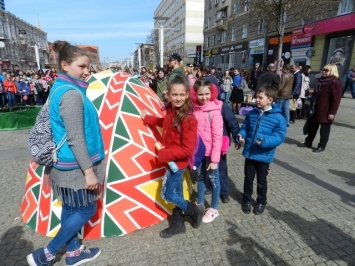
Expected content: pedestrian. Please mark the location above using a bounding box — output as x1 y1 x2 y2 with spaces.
343 66 355 98
27 40 106 266
141 75 205 238
238 85 286 215
192 79 223 223
3 73 17 107
229 68 243 114
155 68 168 103
298 64 342 153
167 53 186 82
290 63 302 123
276 64 294 127
298 65 311 119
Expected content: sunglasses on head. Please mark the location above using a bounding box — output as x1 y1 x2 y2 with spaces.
322 69 330 72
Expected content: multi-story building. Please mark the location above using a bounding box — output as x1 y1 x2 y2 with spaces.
77 45 101 71
203 0 355 85
0 0 5 11
0 10 49 71
133 43 156 70
154 0 204 66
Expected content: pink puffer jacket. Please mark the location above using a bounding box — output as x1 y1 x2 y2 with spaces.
192 84 223 163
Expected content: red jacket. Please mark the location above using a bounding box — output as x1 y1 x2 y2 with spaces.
143 104 197 170
3 79 17 93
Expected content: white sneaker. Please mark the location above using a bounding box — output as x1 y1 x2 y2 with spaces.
202 208 219 223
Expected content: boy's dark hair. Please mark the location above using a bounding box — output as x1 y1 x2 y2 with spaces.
255 84 278 102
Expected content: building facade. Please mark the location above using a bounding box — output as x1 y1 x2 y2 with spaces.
0 10 49 71
133 43 156 70
154 0 204 66
203 0 355 84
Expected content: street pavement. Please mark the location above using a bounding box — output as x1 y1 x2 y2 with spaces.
0 93 354 266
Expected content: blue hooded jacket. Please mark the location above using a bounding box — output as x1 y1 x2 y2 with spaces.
238 103 286 163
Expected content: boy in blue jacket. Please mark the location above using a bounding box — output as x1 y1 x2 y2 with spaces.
238 85 286 215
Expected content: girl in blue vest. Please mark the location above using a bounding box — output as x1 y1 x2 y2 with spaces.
27 41 106 266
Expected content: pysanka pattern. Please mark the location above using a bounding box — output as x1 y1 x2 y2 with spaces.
21 70 193 239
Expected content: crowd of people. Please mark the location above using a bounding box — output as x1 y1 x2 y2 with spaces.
0 66 58 109
18 46 346 265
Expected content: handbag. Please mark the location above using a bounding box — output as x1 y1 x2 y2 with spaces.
290 98 297 111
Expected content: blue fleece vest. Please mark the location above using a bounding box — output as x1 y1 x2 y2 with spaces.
49 73 105 170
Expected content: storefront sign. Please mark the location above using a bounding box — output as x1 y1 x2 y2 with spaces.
220 42 248 53
249 38 265 49
303 13 355 36
195 45 202 65
211 48 220 55
291 29 312 48
251 47 264 55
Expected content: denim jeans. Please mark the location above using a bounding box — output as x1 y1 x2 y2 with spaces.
350 82 355 98
161 169 188 212
7 91 15 107
198 156 220 209
219 154 229 196
46 189 97 254
275 98 290 125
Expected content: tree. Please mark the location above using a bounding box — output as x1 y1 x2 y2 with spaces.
241 0 342 73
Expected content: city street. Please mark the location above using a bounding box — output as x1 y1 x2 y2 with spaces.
0 93 354 266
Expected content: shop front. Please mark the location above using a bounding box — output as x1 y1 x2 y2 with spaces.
303 12 355 81
266 34 292 69
219 42 248 70
249 38 265 69
291 28 314 67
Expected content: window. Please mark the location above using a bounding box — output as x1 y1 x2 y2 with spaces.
221 31 227 44
244 0 250 12
211 35 215 46
257 20 264 35
231 28 236 41
242 24 248 39
229 53 235 69
233 0 239 15
205 37 209 48
205 57 210 66
208 17 211 28
209 0 212 8
215 10 227 21
338 0 355 14
215 0 219 5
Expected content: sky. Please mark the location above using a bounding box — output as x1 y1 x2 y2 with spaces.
5 0 161 64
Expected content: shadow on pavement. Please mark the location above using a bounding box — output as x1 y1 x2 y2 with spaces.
274 158 355 209
268 206 355 265
0 226 33 264
332 121 355 130
328 169 355 186
224 221 291 265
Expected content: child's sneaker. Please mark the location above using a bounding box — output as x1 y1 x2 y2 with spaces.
202 208 219 223
27 247 55 266
66 245 101 266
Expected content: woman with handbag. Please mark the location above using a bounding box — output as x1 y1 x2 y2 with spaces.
229 68 243 114
298 64 342 153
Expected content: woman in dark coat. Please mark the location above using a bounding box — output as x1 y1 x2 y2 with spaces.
298 64 342 152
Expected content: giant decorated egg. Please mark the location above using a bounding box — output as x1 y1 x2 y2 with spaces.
20 71 193 239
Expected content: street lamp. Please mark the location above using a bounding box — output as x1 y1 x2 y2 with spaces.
153 16 169 67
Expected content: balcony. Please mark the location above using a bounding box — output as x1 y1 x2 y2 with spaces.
216 18 228 31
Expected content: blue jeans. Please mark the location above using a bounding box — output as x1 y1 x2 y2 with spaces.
161 169 188 212
219 154 229 196
197 157 220 209
7 91 15 107
350 82 355 98
276 98 290 125
46 189 97 254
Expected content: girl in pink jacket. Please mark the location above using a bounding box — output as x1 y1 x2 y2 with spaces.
192 79 223 223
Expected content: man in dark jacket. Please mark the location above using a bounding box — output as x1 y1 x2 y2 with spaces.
290 63 302 123
256 63 280 90
167 53 186 82
250 63 262 90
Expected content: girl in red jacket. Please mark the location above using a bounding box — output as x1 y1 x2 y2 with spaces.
3 73 17 107
142 75 205 238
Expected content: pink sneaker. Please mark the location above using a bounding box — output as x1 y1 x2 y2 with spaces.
202 208 219 223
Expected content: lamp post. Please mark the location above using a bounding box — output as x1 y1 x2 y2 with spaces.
153 16 169 67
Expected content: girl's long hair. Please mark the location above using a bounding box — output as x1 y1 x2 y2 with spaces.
167 75 193 126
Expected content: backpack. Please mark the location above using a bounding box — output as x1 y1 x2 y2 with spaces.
35 82 43 93
177 116 206 171
28 85 82 166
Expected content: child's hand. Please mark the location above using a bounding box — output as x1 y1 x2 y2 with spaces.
207 162 218 170
141 109 147 119
238 134 245 144
235 143 241 150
